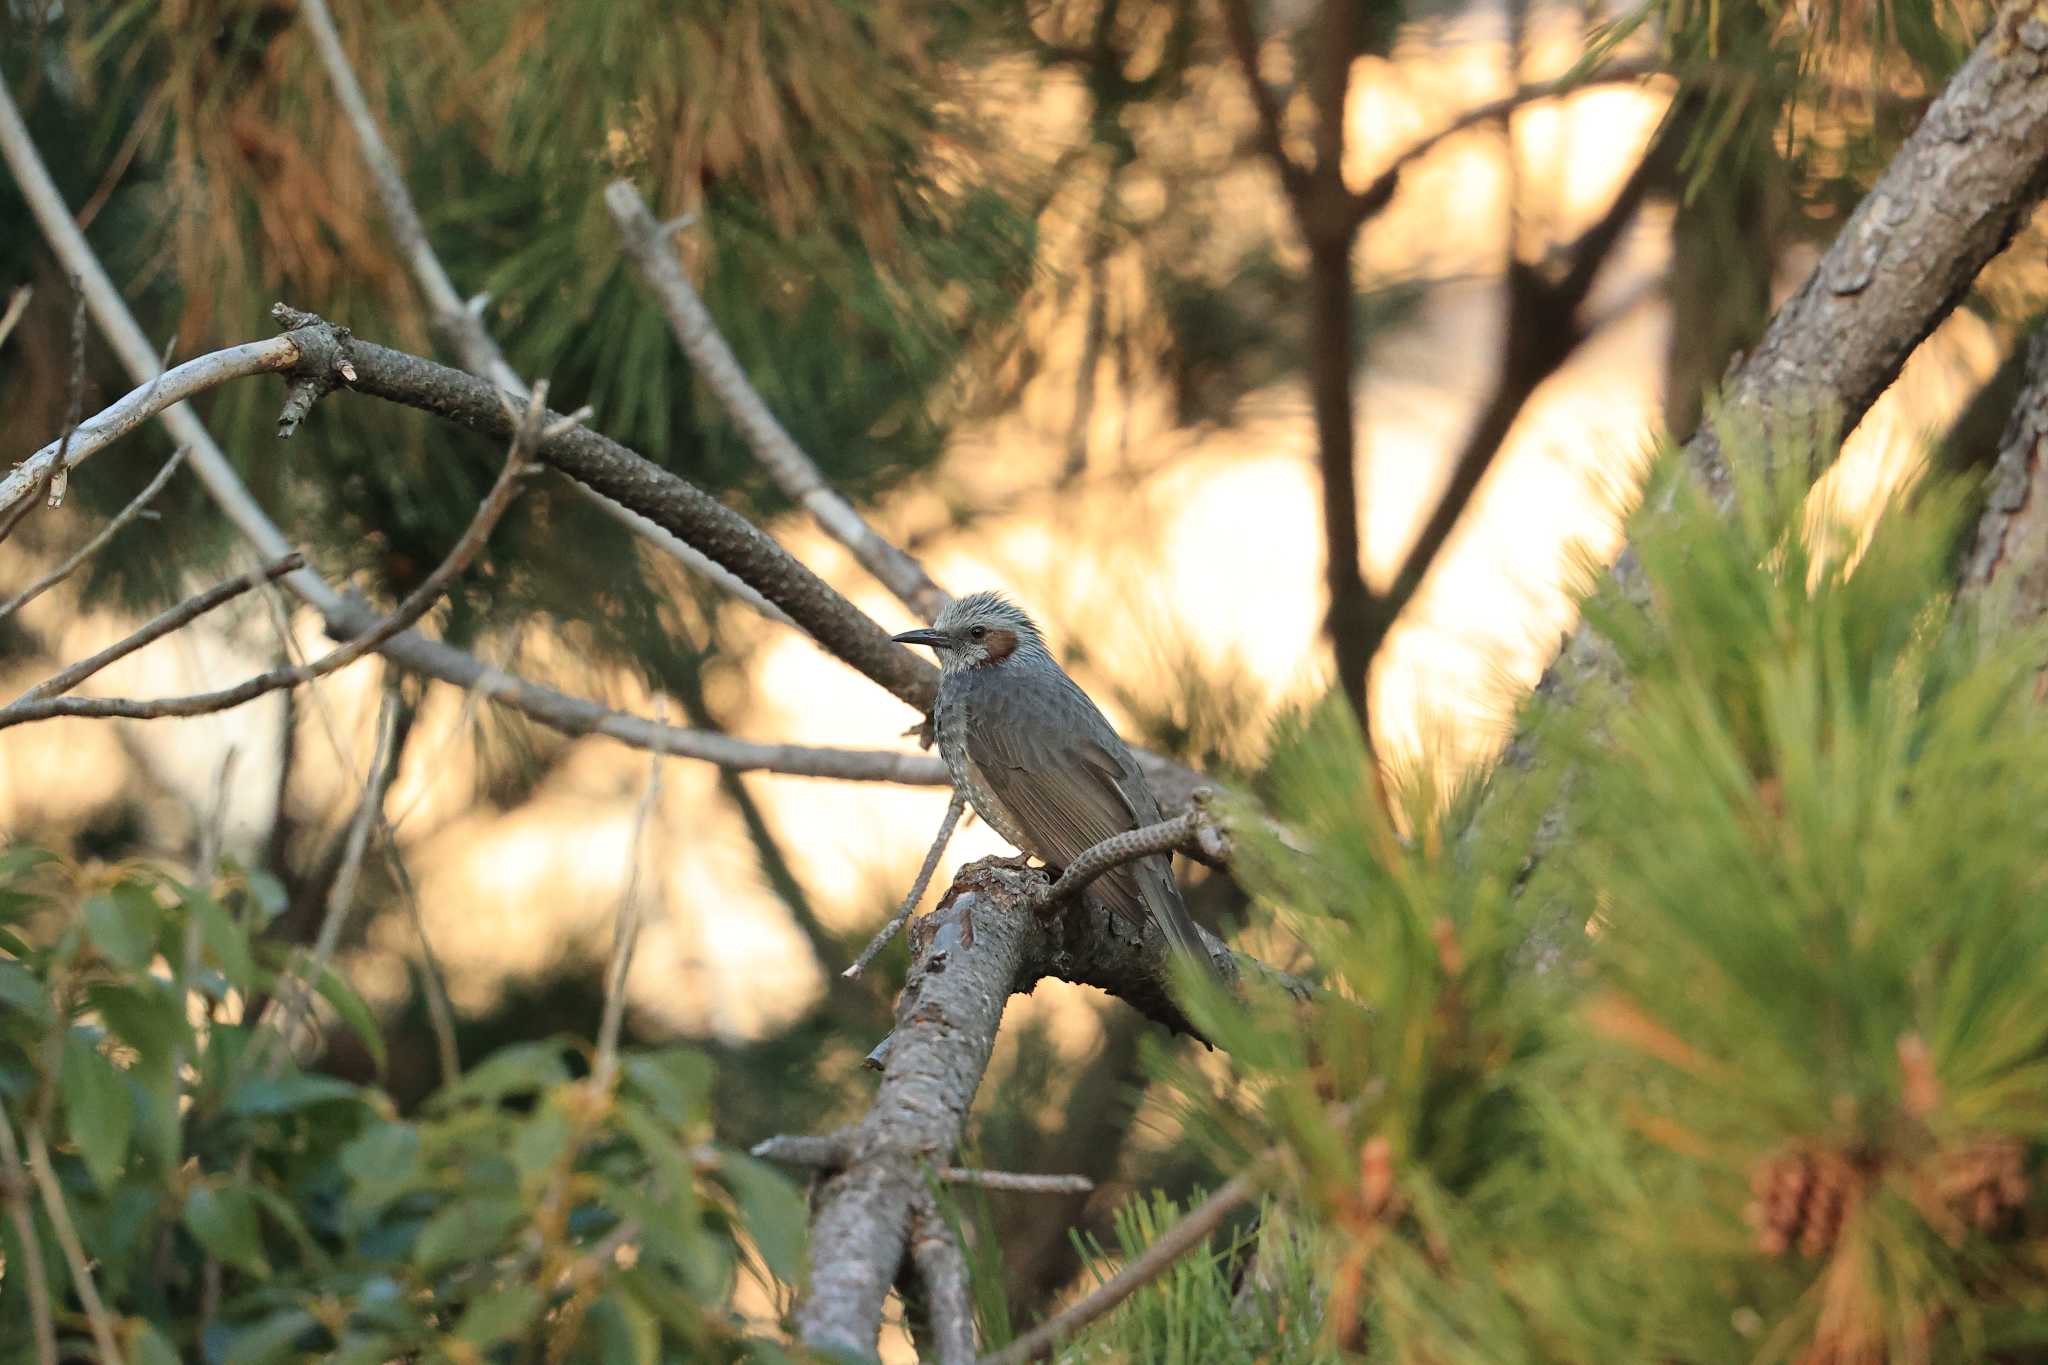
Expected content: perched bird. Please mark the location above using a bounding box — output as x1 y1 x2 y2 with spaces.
893 592 1222 980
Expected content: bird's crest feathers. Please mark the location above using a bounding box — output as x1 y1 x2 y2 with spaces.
934 591 1043 644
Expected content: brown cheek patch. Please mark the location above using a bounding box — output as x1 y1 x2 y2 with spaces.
984 628 1019 661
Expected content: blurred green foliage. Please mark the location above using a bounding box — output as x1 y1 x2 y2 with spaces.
0 850 807 1362
1167 425 2048 1360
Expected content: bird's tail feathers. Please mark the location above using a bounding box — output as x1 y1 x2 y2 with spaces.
1137 859 1226 983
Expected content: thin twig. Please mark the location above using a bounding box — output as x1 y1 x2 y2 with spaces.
0 1104 57 1365
940 1169 1096 1195
376 815 462 1086
0 283 31 351
0 408 535 730
0 284 83 544
295 0 789 623
23 1125 126 1365
749 1134 1095 1194
976 1170 1259 1365
6 552 306 706
260 690 401 1071
845 791 965 979
0 73 896 781
593 713 667 1094
909 1190 978 1365
1 447 189 624
605 179 951 622
1026 808 1217 916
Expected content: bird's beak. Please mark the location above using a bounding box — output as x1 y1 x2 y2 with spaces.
892 628 950 651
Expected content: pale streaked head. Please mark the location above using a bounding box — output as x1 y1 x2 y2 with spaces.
891 591 1046 672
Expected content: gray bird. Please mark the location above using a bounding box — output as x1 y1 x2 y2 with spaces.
893 592 1221 980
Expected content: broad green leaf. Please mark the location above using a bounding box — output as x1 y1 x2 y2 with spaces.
0 960 47 1020
510 1103 573 1181
183 1183 270 1277
241 868 289 923
124 1318 181 1365
716 1153 807 1284
587 1291 661 1365
60 1032 131 1190
0 846 55 885
83 886 158 970
224 1072 360 1117
313 966 386 1073
430 1040 568 1111
221 1307 316 1365
613 1099 696 1198
243 1182 332 1272
412 1193 524 1274
325 1335 401 1365
88 980 185 1067
339 1121 421 1218
622 1048 712 1126
454 1282 546 1346
190 892 255 993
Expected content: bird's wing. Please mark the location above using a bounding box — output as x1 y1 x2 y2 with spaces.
963 667 1222 978
962 669 1142 876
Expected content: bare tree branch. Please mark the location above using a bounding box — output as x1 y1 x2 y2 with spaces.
909 1190 979 1365
0 77 958 798
594 726 665 1094
257 688 400 1073
1499 7 2048 864
6 552 306 707
605 179 952 622
976 1170 1260 1365
845 791 966 979
0 1104 57 1365
0 402 536 730
22 1124 124 1365
0 282 84 546
788 845 1270 1357
1369 103 1671 649
1963 327 2048 619
0 283 30 352
0 447 187 624
293 0 790 623
0 337 302 518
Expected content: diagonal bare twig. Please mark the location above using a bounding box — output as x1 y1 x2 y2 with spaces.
975 1169 1261 1365
0 447 188 624
594 713 667 1094
0 283 30 352
845 791 966 979
0 1103 57 1365
259 688 401 1073
0 283 85 545
605 179 951 622
7 552 306 706
294 0 790 625
0 401 539 730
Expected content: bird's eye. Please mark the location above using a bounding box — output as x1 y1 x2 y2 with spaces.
969 625 987 640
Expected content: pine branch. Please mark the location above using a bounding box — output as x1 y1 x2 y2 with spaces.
295 0 792 625
1497 4 2048 863
605 179 952 622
